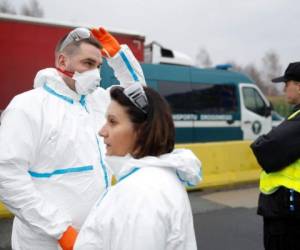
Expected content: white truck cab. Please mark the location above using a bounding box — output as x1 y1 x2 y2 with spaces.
239 83 272 140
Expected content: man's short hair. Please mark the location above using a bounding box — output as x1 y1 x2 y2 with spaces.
55 28 101 58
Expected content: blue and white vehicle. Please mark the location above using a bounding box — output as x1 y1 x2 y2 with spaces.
101 44 280 143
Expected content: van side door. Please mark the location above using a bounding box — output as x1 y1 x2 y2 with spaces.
239 83 272 140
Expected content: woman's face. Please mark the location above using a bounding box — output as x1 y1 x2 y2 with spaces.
99 100 137 156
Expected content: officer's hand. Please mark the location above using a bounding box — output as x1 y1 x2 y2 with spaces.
91 27 121 58
58 226 78 250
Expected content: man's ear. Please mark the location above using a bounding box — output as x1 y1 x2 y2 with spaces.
57 54 67 70
296 81 300 93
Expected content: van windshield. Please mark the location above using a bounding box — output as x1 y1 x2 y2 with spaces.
158 81 238 115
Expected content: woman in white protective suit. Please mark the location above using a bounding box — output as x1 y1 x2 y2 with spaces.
74 84 202 250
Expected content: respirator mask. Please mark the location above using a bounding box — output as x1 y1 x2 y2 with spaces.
73 68 101 95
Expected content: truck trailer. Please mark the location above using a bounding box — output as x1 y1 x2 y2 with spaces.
0 13 145 112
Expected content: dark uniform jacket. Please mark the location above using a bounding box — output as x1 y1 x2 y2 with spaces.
251 105 300 218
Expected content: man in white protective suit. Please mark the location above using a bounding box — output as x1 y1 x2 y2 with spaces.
0 27 146 250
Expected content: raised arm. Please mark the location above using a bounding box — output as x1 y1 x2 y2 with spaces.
92 27 146 87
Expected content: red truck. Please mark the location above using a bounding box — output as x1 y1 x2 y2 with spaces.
0 13 145 112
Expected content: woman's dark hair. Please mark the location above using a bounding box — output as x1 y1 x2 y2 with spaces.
110 86 175 158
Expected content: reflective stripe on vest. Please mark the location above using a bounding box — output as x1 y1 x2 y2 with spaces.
260 109 300 194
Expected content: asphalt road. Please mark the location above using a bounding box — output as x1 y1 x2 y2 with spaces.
0 185 263 250
0 219 12 250
190 185 263 250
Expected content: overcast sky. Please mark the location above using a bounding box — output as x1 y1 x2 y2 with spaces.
10 0 300 70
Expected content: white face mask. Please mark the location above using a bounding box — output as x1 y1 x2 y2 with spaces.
73 68 101 95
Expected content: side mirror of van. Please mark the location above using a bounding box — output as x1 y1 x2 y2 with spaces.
264 105 272 117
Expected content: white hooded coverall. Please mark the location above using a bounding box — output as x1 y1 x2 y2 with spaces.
74 149 202 250
0 45 145 250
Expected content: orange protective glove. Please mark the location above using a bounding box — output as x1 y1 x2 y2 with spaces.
91 27 121 58
58 226 78 250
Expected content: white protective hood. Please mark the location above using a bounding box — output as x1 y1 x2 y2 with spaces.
106 148 202 187
33 67 62 89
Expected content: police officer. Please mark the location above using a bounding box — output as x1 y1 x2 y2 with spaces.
251 62 300 250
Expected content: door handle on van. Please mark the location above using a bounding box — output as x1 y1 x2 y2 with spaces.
244 120 251 124
226 119 234 125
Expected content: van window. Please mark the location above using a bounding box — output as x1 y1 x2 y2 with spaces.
191 84 237 113
158 81 237 114
158 81 192 113
242 87 266 116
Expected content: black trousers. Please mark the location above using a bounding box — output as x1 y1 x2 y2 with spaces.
263 217 300 250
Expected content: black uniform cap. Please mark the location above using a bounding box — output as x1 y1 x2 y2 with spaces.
272 62 300 83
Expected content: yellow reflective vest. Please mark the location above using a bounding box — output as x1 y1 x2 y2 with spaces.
260 109 300 194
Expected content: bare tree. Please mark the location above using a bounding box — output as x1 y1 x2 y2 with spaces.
0 0 16 14
195 48 212 68
21 0 44 17
230 51 282 96
261 50 282 96
225 61 270 95
224 60 242 71
243 64 269 94
193 47 283 96
262 50 282 79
